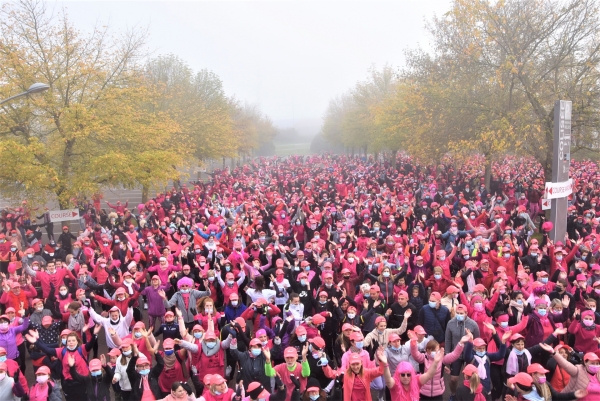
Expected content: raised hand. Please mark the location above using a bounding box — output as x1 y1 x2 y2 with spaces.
562 295 570 308
553 327 568 336
301 343 309 359
575 389 589 399
501 330 512 343
404 309 412 318
433 348 444 363
538 343 554 353
100 354 106 366
263 347 271 361
93 323 102 335
158 289 166 299
376 347 387 364
483 321 496 334
407 330 417 341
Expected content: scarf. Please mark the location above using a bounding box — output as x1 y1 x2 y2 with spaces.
69 311 86 332
582 321 597 331
506 348 531 375
123 280 135 295
463 380 486 401
509 300 524 321
473 355 488 380
163 352 177 370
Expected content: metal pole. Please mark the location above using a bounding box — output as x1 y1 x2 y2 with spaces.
549 100 572 241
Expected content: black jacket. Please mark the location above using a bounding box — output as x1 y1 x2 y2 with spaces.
70 364 114 401
127 353 164 401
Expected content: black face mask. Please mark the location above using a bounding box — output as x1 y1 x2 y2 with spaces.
556 287 564 292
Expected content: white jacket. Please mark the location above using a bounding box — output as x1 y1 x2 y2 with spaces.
88 307 134 349
113 354 133 391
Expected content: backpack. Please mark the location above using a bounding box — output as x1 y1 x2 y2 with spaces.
61 346 85 361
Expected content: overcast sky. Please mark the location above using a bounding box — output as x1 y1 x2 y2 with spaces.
57 0 452 135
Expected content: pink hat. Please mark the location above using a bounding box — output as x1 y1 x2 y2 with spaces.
163 338 175 349
255 329 267 337
295 326 307 336
414 325 427 335
577 274 588 281
89 359 102 371
430 292 441 301
284 347 297 358
312 314 326 325
350 332 364 342
534 299 548 306
349 354 362 365
42 316 53 325
473 338 486 347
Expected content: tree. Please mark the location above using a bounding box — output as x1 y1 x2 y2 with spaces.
0 0 189 207
406 0 600 180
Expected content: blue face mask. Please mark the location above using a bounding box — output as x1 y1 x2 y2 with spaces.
298 335 307 342
164 350 174 356
206 342 216 349
364 293 370 298
517 300 523 305
139 369 150 375
476 351 486 357
355 341 364 349
537 309 547 316
514 349 524 356
434 274 441 280
251 348 262 356
0 356 6 363
540 278 548 284
428 301 437 308
305 266 310 271
194 332 203 339
91 370 102 377
134 332 142 339
391 346 400 351
62 339 67 345
310 395 319 401
456 314 465 322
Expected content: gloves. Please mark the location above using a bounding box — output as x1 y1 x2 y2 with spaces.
289 374 300 390
128 298 136 307
190 308 197 316
227 327 237 338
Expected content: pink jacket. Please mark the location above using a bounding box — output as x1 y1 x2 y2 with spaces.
410 340 464 397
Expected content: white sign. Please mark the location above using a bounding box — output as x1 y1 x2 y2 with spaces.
544 179 573 200
541 198 551 210
48 209 80 222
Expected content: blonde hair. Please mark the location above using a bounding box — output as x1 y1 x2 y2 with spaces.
468 373 480 394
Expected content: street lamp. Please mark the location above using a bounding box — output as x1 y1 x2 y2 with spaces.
0 82 50 105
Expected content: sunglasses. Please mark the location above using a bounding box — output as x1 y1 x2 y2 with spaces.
400 373 411 377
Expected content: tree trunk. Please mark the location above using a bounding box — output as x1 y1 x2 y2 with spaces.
484 157 492 189
390 149 398 169
142 185 149 203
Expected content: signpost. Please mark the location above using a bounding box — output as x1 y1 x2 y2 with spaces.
541 199 551 211
549 100 571 241
544 179 573 200
48 209 80 223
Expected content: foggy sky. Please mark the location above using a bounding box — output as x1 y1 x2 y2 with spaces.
57 0 452 135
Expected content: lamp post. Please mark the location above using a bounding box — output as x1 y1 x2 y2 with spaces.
0 82 50 105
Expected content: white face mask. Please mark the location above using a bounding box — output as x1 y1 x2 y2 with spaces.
60 291 68 296
36 375 49 384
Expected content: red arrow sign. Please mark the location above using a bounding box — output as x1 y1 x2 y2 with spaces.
549 187 553 195
71 211 77 217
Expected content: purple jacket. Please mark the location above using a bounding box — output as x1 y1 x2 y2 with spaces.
141 284 170 316
0 317 29 359
525 308 568 348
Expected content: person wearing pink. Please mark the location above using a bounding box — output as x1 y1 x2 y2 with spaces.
23 259 77 298
569 309 600 353
341 350 386 401
216 269 246 304
147 257 181 284
409 329 469 398
203 374 235 401
541 346 600 401
157 338 188 396
265 346 310 401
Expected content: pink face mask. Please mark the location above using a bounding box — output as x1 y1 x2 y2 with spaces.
537 376 547 384
474 303 484 311
588 364 600 374
583 319 595 327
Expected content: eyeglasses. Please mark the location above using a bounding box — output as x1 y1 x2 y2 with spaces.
400 373 412 377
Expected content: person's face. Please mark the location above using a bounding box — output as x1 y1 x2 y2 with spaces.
513 340 525 351
172 387 187 398
350 361 362 374
67 336 78 348
205 301 214 310
137 362 150 372
47 264 56 273
390 339 401 348
319 295 328 303
179 284 190 292
68 308 79 317
377 322 387 331
398 295 408 306
110 311 120 321
291 297 300 306
412 288 419 297
121 345 132 353
398 371 412 386
474 345 486 353
152 278 160 288
285 356 297 366
558 348 568 359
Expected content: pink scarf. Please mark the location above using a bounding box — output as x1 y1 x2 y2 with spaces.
463 381 486 401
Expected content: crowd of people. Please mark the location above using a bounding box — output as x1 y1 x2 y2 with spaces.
0 153 598 401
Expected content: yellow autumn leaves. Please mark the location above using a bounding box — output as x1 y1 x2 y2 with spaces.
0 1 276 207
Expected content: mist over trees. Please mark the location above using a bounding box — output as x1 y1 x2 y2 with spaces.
318 0 600 185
